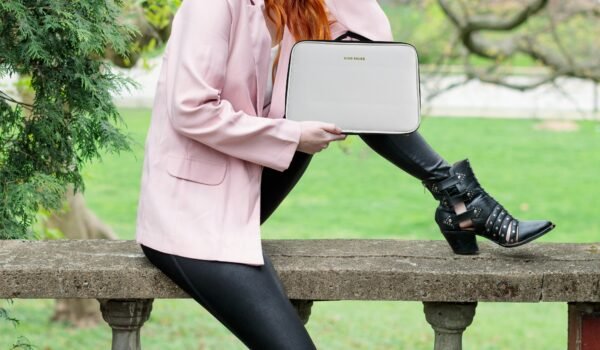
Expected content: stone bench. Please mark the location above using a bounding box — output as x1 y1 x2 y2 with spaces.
1 239 599 349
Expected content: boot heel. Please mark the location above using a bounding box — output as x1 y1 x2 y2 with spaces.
442 231 479 255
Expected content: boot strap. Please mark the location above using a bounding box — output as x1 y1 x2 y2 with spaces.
443 207 483 228
429 172 470 200
443 205 519 244
443 189 483 207
483 204 519 243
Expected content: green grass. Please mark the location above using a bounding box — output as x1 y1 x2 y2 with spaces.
1 108 599 349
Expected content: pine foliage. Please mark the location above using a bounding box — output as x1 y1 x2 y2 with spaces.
0 0 140 239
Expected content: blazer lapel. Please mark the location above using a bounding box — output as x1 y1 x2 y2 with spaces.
245 0 268 116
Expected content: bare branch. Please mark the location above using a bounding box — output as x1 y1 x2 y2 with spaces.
547 9 576 68
0 90 34 110
438 0 548 31
465 0 548 32
437 0 600 87
425 76 473 101
549 79 590 119
439 0 549 59
465 66 557 91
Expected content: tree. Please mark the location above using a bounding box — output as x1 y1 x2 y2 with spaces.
436 0 600 90
0 0 138 239
1 0 139 344
106 0 177 68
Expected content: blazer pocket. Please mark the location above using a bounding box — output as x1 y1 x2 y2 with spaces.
165 154 227 185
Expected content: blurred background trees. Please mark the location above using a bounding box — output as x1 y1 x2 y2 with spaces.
383 0 600 90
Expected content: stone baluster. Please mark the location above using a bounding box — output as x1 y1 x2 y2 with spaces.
98 298 154 350
423 302 477 350
290 299 314 325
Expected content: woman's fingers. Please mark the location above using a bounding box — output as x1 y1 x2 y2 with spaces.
318 122 343 135
324 132 347 142
297 121 347 154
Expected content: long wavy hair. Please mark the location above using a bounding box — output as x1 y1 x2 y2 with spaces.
264 0 336 83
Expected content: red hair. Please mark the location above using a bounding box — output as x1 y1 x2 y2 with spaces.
264 0 336 83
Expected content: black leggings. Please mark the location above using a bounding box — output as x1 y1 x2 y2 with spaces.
140 130 452 349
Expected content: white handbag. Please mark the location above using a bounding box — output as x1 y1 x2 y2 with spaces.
284 31 421 134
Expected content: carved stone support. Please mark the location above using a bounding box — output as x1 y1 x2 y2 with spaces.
423 302 477 350
290 299 314 325
98 298 154 350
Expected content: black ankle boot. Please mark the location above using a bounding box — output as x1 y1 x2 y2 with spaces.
422 159 556 254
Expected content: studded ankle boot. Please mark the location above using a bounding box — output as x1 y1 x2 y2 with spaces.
422 159 556 254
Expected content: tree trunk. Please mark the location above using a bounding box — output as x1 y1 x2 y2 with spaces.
45 184 119 328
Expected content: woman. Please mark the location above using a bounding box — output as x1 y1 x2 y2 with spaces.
135 0 555 348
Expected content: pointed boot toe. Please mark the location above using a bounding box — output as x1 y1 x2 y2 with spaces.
507 220 556 247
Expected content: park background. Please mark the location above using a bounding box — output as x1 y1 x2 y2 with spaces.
1 0 599 349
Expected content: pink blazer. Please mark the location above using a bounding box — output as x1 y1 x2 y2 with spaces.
135 0 393 266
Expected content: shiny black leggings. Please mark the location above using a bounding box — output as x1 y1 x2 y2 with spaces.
140 131 452 349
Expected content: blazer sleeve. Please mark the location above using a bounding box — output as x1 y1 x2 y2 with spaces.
166 0 302 172
328 0 394 41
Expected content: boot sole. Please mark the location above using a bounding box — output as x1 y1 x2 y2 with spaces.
442 222 556 254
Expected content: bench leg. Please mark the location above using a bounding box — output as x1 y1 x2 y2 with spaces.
568 302 600 350
98 298 154 350
290 299 313 325
423 302 477 350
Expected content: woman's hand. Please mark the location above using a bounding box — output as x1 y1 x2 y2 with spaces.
297 121 347 154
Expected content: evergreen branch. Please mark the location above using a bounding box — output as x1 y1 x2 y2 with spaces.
0 0 137 238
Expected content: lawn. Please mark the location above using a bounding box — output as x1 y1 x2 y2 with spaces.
1 108 599 349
